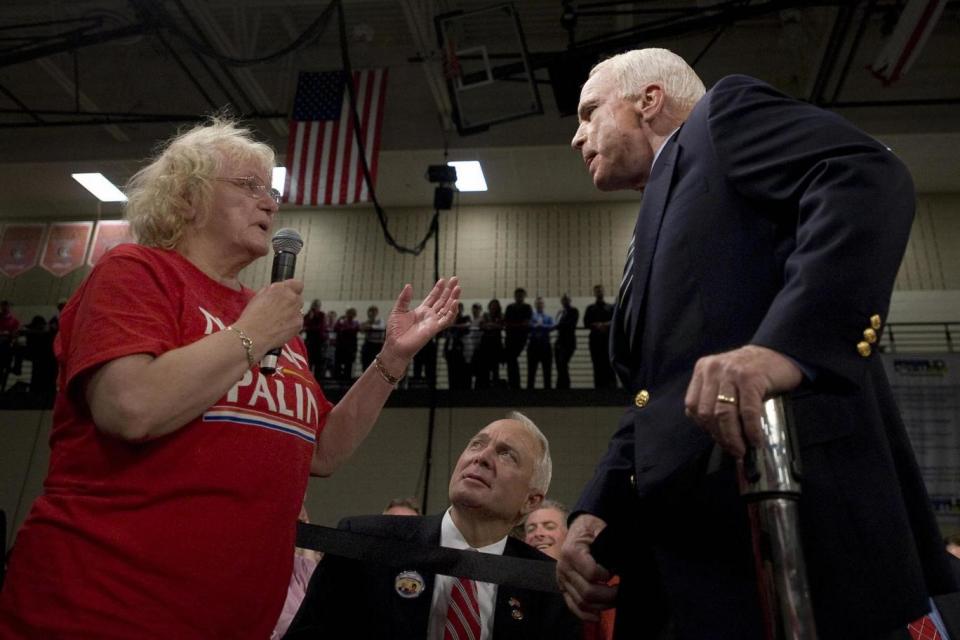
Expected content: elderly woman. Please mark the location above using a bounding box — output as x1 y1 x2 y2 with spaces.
0 118 460 638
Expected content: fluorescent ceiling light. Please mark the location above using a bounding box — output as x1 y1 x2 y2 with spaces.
447 161 487 192
272 166 286 194
71 173 127 202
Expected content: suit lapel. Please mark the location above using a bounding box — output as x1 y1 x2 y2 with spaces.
494 588 521 640
492 538 535 640
391 516 442 637
626 136 680 353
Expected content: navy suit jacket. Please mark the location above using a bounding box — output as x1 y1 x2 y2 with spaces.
283 514 580 640
575 75 957 639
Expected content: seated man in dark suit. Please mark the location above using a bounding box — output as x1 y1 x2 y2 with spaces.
285 411 580 639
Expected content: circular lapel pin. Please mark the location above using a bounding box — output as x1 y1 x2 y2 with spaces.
509 596 523 620
395 570 425 599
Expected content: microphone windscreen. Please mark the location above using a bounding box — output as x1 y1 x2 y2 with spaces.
272 228 303 255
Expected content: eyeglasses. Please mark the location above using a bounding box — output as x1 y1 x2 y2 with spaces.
216 176 282 205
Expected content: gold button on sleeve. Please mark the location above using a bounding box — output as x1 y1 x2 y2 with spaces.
857 341 872 357
870 315 882 330
634 389 650 408
863 328 877 344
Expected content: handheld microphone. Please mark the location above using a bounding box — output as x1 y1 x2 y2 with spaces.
260 228 304 375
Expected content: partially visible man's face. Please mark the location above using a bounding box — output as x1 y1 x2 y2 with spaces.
535 297 545 313
448 419 543 523
524 507 568 559
594 285 604 300
572 66 654 192
384 505 419 517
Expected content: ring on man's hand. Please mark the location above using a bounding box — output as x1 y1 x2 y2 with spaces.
716 394 737 405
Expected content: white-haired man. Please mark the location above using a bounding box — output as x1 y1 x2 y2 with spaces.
559 47 957 640
286 412 580 639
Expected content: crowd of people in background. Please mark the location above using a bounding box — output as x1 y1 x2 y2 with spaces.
0 285 618 398
300 285 619 390
0 284 617 402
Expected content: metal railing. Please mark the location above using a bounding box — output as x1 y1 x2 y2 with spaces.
2 323 957 404
880 322 959 354
316 322 960 391
318 328 609 391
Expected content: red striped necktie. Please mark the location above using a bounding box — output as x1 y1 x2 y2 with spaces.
908 615 943 640
444 576 482 640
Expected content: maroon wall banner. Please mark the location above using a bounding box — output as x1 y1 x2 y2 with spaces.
0 223 47 278
40 222 93 277
87 220 134 267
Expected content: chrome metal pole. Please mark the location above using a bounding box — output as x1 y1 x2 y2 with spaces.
738 396 818 640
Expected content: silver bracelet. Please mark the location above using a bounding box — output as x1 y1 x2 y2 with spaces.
225 326 255 368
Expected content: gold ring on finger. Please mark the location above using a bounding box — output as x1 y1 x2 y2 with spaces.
716 394 737 405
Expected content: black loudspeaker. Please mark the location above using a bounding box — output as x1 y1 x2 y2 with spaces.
427 164 457 184
434 186 455 210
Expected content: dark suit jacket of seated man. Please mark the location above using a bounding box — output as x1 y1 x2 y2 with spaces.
284 412 580 640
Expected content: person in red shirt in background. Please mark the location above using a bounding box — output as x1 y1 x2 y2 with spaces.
0 300 20 337
0 116 461 640
302 299 327 379
0 300 21 390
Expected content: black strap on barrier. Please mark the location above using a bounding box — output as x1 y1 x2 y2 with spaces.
296 522 560 593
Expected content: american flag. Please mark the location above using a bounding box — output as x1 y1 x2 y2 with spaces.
285 69 388 206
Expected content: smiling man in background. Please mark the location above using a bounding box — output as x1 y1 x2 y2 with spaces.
524 500 569 560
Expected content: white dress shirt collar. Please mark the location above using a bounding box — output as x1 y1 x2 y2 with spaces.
651 125 682 173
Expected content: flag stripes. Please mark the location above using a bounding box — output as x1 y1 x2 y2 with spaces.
286 69 388 206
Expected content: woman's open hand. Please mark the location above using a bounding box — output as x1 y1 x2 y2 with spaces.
378 277 461 369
